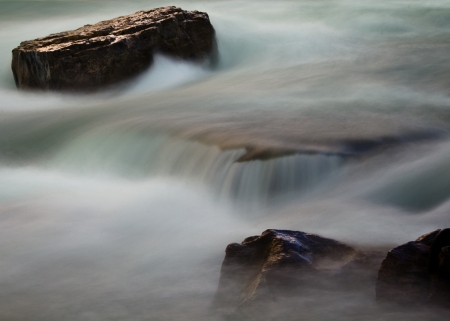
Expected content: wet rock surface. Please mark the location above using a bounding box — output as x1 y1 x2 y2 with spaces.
11 6 215 91
376 228 450 308
212 229 383 318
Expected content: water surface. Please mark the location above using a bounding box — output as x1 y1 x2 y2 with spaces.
1 0 450 320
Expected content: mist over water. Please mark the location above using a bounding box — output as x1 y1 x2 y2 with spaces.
1 0 450 320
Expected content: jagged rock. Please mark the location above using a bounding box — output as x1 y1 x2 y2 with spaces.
376 228 450 308
11 6 215 91
212 229 381 318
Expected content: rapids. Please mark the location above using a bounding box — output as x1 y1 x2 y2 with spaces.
1 0 450 320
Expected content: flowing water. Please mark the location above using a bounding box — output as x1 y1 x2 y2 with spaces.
1 0 450 320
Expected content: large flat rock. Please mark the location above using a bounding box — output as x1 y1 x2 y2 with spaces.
11 6 215 91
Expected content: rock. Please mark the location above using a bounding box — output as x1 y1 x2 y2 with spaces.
376 228 450 308
11 6 215 91
430 246 450 306
212 229 381 318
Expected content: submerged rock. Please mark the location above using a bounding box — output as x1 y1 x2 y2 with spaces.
212 229 381 318
11 6 215 91
376 228 450 308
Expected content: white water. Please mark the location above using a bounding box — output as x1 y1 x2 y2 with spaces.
1 0 450 320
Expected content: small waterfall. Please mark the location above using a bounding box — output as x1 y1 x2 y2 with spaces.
50 127 345 206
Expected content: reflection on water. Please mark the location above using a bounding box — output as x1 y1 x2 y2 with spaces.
1 0 450 320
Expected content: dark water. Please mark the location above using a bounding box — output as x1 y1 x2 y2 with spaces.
1 0 450 320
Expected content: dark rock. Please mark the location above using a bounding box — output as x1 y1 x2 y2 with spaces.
235 146 297 162
376 240 431 305
376 228 450 308
212 229 381 318
11 6 215 91
430 246 450 306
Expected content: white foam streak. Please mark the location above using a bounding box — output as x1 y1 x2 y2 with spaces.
49 131 344 206
0 166 253 319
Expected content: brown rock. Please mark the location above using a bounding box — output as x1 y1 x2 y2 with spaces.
212 229 380 317
11 6 216 91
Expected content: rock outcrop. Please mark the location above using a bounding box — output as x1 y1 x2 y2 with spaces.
212 229 382 318
376 228 450 308
11 6 215 91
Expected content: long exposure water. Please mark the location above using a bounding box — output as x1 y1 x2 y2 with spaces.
1 0 450 320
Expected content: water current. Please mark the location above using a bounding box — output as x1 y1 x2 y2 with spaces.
1 0 450 320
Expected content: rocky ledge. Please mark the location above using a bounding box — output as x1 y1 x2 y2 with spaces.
11 6 215 91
